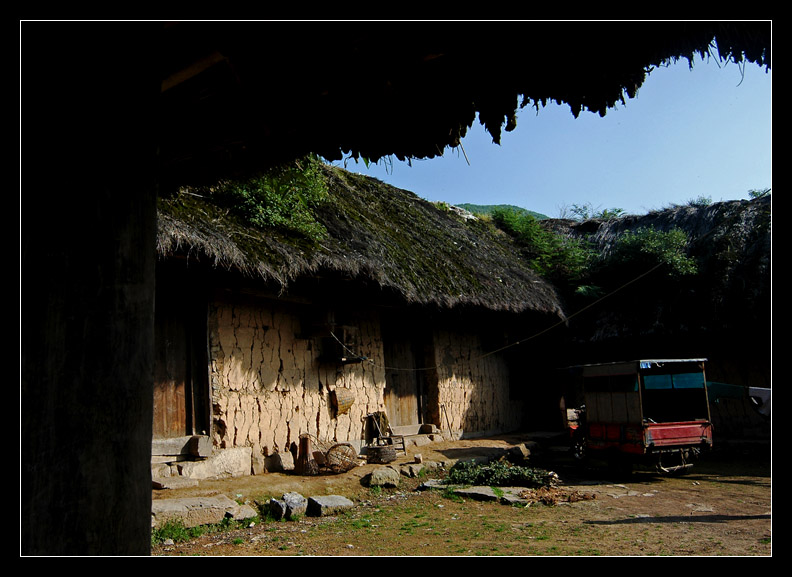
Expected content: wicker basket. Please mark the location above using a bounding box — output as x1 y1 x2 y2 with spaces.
366 445 397 464
326 443 358 472
331 388 355 415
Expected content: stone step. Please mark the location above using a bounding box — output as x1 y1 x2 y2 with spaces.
390 425 421 436
390 424 440 436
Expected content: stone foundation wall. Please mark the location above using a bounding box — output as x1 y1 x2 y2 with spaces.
208 296 388 460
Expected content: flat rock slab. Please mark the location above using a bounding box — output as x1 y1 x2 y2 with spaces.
306 495 355 517
151 494 257 529
418 480 533 505
152 476 200 490
453 486 501 502
177 447 252 479
452 486 530 505
417 478 449 491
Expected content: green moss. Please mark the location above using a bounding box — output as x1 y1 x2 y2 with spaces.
158 159 563 314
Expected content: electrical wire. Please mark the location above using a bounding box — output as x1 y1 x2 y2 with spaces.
331 261 664 372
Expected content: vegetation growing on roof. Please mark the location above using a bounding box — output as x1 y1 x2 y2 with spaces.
748 187 771 200
559 202 626 221
489 203 699 307
157 158 565 316
490 207 595 286
456 203 548 220
607 227 698 278
315 166 564 313
197 155 330 243
539 194 770 355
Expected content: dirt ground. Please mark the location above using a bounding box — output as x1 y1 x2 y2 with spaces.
151 433 772 557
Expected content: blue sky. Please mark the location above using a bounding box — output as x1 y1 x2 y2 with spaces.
331 55 772 218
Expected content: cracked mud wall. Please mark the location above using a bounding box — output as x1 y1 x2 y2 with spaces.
208 295 387 459
432 328 523 438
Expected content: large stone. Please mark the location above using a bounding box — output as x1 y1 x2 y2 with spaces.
399 463 424 478
268 498 288 520
422 460 445 472
269 492 308 521
151 494 257 529
251 453 268 475
151 462 173 478
453 486 502 502
151 435 212 458
365 466 401 487
417 478 447 491
283 492 308 518
399 458 445 477
177 447 252 480
231 502 259 521
507 444 533 463
306 495 355 517
266 451 295 472
405 434 433 447
151 476 199 490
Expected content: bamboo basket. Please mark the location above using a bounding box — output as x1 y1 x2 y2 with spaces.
331 387 355 415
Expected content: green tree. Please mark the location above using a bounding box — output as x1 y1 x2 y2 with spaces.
562 202 625 221
686 195 712 207
608 226 697 277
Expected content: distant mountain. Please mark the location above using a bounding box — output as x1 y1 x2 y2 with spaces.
455 203 549 220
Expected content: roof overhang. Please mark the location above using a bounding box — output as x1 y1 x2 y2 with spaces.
154 21 771 190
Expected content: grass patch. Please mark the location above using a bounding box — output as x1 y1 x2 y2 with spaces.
151 519 207 545
152 510 262 546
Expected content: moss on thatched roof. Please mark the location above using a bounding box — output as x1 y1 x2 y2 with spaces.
157 162 564 316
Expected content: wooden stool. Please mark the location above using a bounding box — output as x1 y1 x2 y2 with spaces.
385 434 406 455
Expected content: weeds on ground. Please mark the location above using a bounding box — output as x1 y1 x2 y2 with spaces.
151 519 207 545
446 460 557 488
151 508 263 545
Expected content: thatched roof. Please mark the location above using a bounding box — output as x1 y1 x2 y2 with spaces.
544 196 771 262
540 196 771 354
158 21 771 189
157 163 565 316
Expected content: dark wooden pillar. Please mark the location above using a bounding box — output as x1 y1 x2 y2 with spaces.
21 23 162 555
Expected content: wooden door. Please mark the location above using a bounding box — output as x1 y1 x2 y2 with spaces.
152 268 209 439
153 303 189 438
383 337 421 428
382 319 432 428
